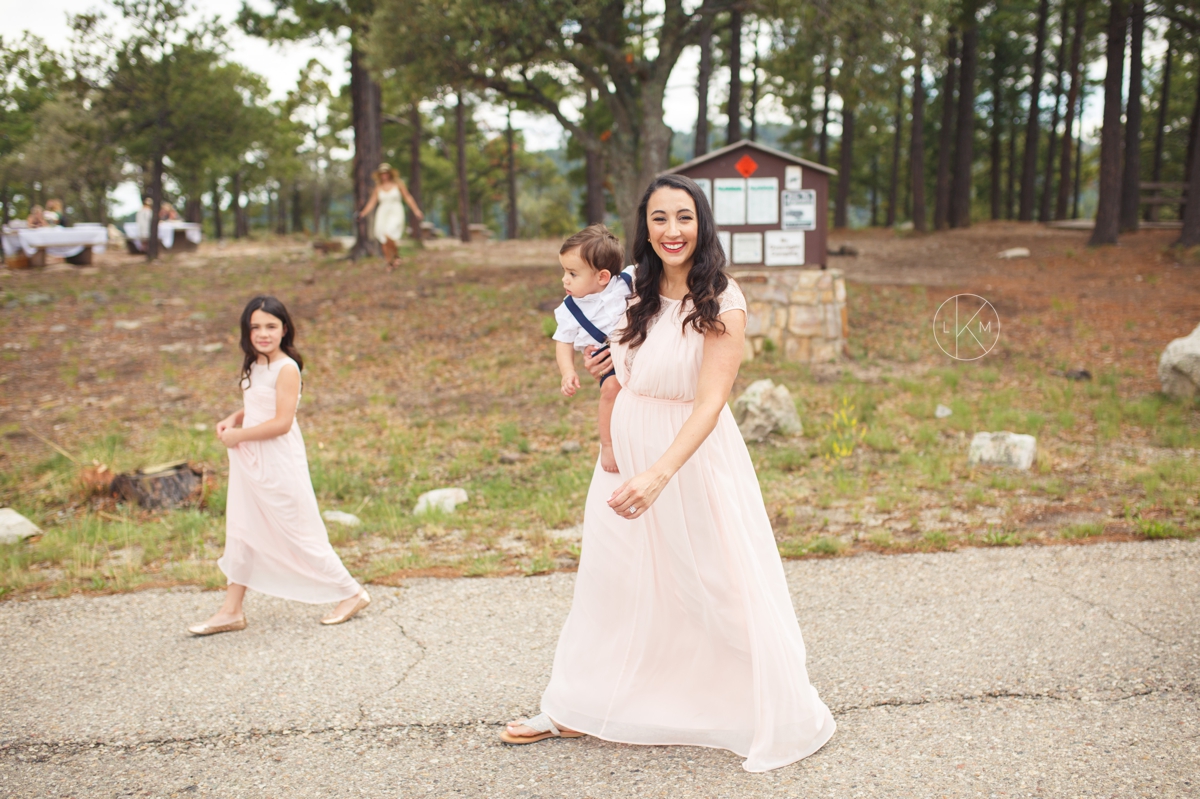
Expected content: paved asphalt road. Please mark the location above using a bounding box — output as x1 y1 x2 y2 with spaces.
1 540 1197 798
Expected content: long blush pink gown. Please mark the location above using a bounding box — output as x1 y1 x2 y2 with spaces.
540 283 836 772
218 358 362 604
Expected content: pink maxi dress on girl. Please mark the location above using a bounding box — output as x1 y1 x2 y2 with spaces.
218 358 362 603
540 282 836 773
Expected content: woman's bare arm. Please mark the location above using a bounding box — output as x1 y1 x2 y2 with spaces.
399 180 424 220
607 309 745 518
358 187 380 217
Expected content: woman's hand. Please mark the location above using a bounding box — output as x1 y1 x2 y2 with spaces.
582 346 613 381
607 467 670 520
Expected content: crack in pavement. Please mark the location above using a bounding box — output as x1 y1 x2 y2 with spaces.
4 685 1192 760
356 591 428 723
1026 572 1175 647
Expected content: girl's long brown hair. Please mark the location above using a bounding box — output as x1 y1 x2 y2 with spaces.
239 295 304 389
616 174 729 350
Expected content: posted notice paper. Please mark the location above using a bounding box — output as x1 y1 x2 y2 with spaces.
746 177 780 225
764 230 806 266
714 178 747 226
693 178 713 212
732 232 763 264
782 189 817 230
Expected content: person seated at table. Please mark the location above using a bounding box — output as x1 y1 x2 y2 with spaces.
44 199 67 226
159 202 180 221
136 197 153 241
26 205 46 229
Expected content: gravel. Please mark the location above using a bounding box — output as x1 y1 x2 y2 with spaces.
1 540 1196 797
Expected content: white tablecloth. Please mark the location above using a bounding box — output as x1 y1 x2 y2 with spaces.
2 226 109 259
123 222 202 252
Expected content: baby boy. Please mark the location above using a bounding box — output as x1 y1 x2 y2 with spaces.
552 225 634 473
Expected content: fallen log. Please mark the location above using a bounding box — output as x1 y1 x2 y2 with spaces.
111 461 204 510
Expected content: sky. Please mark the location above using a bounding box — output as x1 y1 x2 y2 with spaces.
13 1 1149 216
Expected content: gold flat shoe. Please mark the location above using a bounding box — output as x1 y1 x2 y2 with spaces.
321 590 371 625
188 617 247 636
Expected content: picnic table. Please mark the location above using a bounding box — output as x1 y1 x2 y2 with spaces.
2 224 109 268
123 221 202 254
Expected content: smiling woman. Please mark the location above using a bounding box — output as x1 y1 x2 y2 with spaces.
501 175 836 772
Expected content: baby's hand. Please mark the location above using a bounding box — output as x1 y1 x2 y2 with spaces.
561 372 581 397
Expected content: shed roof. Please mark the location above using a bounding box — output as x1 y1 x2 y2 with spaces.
661 139 839 177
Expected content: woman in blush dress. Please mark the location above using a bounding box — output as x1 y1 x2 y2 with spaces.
500 175 836 772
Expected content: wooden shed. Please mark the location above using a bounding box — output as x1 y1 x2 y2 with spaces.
663 139 836 268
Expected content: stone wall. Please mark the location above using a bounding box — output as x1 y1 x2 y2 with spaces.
730 267 847 363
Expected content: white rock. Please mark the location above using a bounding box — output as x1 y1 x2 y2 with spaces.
0 508 41 544
732 379 803 443
414 487 469 515
935 404 953 418
1158 323 1200 398
968 432 1037 470
321 510 361 527
997 247 1031 259
201 343 223 353
560 440 581 453
114 320 142 330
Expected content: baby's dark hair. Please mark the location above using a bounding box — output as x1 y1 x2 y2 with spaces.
239 295 304 388
560 224 623 277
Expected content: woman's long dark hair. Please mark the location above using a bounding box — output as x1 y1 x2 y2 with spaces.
617 174 729 350
239 295 304 388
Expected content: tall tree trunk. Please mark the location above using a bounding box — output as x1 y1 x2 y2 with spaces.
1019 0 1051 221
1177 71 1200 245
911 39 928 232
1039 0 1070 221
748 26 761 142
1073 88 1084 218
232 172 243 240
835 106 855 228
1057 0 1087 220
1 183 9 225
950 21 978 228
695 16 713 157
147 153 164 261
887 79 904 226
312 165 322 236
871 153 880 226
349 46 382 259
291 182 302 233
819 56 833 165
1090 0 1129 246
1148 32 1173 222
935 28 959 230
726 8 743 144
212 178 223 240
409 104 423 241
991 58 1004 220
584 91 606 224
506 107 519 239
1007 108 1018 217
456 92 470 243
1120 0 1145 231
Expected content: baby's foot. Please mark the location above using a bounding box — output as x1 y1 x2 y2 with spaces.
600 443 619 473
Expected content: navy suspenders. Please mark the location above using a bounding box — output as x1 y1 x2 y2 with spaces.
561 270 632 386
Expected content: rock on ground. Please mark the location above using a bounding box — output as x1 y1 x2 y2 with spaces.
996 247 1031 259
1158 323 1200 398
321 510 361 527
968 431 1037 470
732 379 803 442
0 508 40 544
414 487 469 515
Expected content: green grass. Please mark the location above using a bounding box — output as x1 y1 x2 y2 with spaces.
1062 521 1106 540
1137 519 1192 540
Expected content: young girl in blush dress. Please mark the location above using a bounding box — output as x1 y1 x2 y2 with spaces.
187 296 369 635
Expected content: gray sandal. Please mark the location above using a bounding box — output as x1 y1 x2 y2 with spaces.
499 713 584 745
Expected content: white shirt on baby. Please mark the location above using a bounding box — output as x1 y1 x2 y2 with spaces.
552 266 636 352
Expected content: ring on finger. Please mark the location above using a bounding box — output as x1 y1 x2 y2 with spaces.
628 506 637 514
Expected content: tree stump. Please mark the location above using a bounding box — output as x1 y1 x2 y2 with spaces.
111 461 204 509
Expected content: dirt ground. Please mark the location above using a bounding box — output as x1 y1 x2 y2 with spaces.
0 222 1197 598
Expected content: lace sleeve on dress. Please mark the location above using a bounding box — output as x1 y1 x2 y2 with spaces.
718 280 747 315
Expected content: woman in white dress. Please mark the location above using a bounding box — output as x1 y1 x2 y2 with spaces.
357 163 424 269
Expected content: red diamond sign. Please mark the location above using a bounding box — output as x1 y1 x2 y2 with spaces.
735 154 759 178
